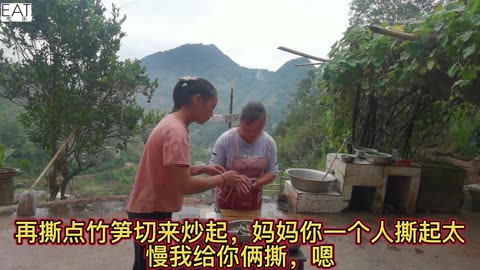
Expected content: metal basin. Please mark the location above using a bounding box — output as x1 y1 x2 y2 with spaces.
285 168 336 193
229 220 300 252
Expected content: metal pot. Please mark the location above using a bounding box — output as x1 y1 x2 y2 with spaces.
354 147 378 159
285 168 336 193
365 152 392 165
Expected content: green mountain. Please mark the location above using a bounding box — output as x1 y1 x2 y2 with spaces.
1 44 313 164
138 43 313 123
137 43 313 151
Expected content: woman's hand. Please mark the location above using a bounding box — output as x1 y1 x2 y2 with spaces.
248 178 259 190
234 175 255 196
221 170 249 193
202 164 226 176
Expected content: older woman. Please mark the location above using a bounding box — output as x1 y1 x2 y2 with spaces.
210 101 279 210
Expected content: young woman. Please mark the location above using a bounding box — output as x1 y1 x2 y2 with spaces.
211 101 279 210
125 77 248 270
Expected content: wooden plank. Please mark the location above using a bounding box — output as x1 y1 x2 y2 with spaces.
219 209 261 221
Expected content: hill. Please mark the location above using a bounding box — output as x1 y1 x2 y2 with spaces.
138 43 312 122
0 43 313 164
137 43 313 150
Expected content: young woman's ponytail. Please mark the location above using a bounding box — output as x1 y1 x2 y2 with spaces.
171 77 217 112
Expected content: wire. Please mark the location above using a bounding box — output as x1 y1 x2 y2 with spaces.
119 0 142 9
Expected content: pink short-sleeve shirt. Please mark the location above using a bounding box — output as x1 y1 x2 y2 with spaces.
125 114 190 213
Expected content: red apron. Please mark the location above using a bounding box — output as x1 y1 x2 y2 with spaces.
216 130 269 210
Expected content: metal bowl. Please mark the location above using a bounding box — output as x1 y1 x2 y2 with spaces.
229 220 300 252
365 152 392 165
285 168 336 193
354 147 378 159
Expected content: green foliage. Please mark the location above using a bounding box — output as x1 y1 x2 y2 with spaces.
140 44 312 122
277 0 480 169
443 110 480 159
0 144 4 168
190 143 210 165
274 71 335 169
0 143 15 168
19 159 30 171
0 0 158 199
0 101 47 172
139 44 312 149
75 165 137 196
139 109 165 143
82 140 143 173
319 0 480 156
349 0 445 26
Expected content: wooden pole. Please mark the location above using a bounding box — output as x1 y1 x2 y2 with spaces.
228 88 233 130
28 128 78 193
368 26 417 41
351 83 361 152
277 46 329 62
295 62 323 66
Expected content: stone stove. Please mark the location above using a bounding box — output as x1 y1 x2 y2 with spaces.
284 153 421 214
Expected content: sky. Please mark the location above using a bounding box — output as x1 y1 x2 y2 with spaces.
104 0 351 71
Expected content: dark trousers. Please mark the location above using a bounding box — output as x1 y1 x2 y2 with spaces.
127 211 172 270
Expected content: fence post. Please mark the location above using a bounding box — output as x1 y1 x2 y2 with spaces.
228 88 233 130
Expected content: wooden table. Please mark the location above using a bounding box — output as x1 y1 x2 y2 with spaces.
218 209 261 221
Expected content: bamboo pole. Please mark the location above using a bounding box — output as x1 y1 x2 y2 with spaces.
351 83 361 152
277 46 329 62
368 25 417 41
28 129 78 193
295 62 323 66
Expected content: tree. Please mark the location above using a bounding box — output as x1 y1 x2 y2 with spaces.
0 0 158 200
139 109 165 144
274 71 331 169
349 0 447 27
277 0 480 167
321 0 480 157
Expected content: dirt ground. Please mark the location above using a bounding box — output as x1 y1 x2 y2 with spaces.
1 197 479 270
